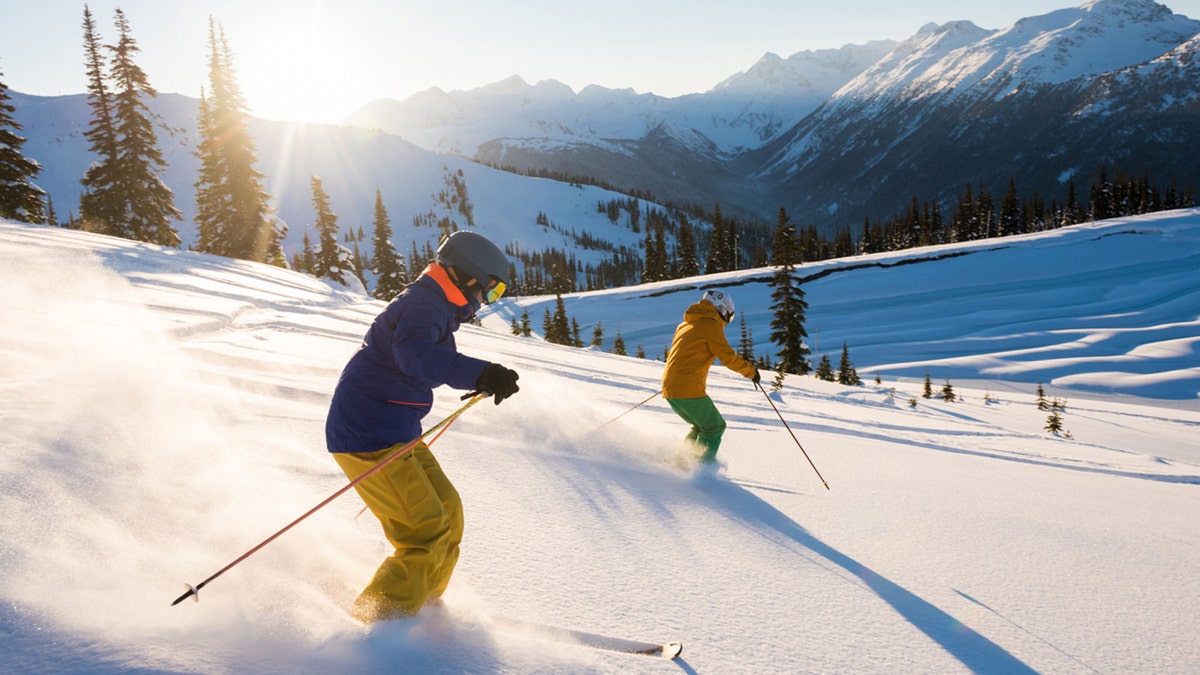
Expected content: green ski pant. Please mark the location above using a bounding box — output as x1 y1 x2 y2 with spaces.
667 396 727 463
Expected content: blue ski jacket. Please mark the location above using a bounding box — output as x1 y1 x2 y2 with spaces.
325 264 490 454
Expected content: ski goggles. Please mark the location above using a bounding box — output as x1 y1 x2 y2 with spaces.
483 277 507 304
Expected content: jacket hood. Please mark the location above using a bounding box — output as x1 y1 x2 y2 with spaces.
684 299 723 324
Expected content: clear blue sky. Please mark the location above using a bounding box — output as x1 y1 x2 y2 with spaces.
2 0 1198 124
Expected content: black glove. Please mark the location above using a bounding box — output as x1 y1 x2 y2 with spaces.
752 369 762 385
475 363 520 404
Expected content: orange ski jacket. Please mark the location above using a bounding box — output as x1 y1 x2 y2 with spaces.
662 299 757 399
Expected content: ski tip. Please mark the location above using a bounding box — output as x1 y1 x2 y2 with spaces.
663 642 683 660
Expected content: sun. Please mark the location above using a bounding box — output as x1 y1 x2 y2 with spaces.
234 29 365 125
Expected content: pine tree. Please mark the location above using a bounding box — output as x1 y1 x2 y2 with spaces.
571 318 583 347
612 330 627 356
1045 409 1064 435
193 20 278 262
78 6 122 234
998 177 1022 237
107 9 181 246
724 216 741 270
309 175 351 285
519 309 532 337
78 8 180 244
547 294 571 345
737 314 755 361
837 342 861 385
940 380 956 402
815 354 835 381
923 372 933 398
370 189 407 300
1036 383 1049 411
768 207 810 375
0 69 46 223
705 204 730 274
675 214 699 277
590 321 604 348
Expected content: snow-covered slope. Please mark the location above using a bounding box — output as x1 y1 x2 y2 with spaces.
2 215 1198 673
492 208 1200 403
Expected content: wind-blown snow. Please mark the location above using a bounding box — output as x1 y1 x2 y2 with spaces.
2 215 1198 674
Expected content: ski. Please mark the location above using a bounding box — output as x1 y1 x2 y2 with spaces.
490 616 683 660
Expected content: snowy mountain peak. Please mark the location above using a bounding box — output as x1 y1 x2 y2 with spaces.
831 0 1200 105
713 41 898 96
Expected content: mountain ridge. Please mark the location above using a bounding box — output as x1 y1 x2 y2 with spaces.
343 0 1200 231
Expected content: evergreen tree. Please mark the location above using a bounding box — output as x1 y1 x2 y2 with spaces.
78 6 121 234
705 204 731 273
571 318 583 347
923 372 933 398
998 177 1022 237
590 321 604 348
837 342 861 385
1090 166 1115 221
1063 180 1083 225
612 330 627 356
111 9 181 245
78 8 180 245
675 214 699 277
737 314 755 362
296 231 315 273
520 309 532 337
815 354 835 381
370 189 407 300
193 20 278 262
724 216 741 270
1045 409 1064 435
1036 383 1049 411
544 295 572 345
768 207 810 375
0 69 46 223
940 380 957 402
309 175 351 285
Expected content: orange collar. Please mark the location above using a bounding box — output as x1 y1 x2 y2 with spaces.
424 263 469 307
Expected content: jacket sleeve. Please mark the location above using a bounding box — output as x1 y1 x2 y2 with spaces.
705 320 758 380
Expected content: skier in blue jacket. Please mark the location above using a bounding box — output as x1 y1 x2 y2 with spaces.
326 230 519 623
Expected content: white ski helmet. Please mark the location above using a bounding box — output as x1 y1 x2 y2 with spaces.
703 289 736 323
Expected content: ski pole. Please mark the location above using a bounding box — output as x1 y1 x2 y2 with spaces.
171 393 488 606
595 390 661 430
756 381 830 490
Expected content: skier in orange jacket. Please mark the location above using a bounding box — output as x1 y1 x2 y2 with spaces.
662 289 759 466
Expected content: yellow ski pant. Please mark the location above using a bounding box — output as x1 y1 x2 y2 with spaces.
333 441 463 623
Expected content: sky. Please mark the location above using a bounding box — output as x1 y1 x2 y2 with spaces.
2 208 1198 672
4 0 1200 124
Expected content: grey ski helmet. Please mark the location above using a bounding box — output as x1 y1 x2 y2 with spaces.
436 231 510 303
703 289 736 323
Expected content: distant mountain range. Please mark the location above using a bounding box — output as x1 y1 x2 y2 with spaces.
344 0 1200 233
11 0 1200 255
